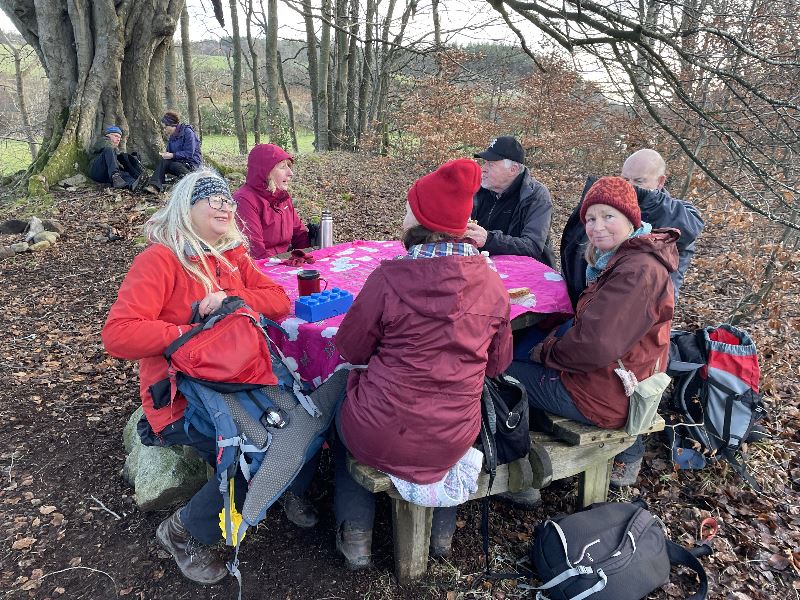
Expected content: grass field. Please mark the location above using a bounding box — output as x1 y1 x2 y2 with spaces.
202 131 315 155
0 139 35 175
0 132 317 176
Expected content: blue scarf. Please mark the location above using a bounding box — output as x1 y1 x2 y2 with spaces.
585 222 652 283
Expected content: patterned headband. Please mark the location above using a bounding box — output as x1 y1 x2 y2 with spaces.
190 177 232 205
161 114 179 126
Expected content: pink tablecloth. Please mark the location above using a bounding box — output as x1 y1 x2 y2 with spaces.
257 240 573 385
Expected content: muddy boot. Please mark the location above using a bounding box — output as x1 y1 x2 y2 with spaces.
279 491 319 528
111 172 128 189
130 171 149 193
336 524 372 570
156 509 228 585
430 507 457 559
498 487 541 509
610 458 643 488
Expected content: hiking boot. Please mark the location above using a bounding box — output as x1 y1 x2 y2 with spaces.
131 171 149 193
429 532 454 559
336 525 372 570
610 458 643 488
498 487 541 509
156 509 228 585
143 183 160 195
111 172 128 189
279 491 319 528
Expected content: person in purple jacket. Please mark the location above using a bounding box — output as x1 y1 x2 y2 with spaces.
332 159 513 570
143 110 202 194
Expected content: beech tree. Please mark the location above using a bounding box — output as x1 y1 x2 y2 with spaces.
0 0 223 194
486 0 800 230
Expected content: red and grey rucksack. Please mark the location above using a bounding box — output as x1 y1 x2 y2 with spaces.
665 324 767 490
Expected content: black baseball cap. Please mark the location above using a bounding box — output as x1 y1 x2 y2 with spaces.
474 136 525 163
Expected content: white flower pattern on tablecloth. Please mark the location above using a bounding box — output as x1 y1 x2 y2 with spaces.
544 272 563 281
281 318 304 341
321 327 338 338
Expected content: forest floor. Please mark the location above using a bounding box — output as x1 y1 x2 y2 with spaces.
0 152 798 600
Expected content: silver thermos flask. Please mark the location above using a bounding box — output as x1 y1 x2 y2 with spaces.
319 210 334 248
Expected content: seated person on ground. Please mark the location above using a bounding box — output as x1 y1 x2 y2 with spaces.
332 159 513 570
234 143 313 259
466 135 556 267
143 110 202 194
561 148 704 308
88 125 146 192
507 177 678 491
102 170 318 586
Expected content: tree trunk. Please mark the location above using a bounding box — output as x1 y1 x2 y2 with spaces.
229 0 248 154
330 0 349 148
180 5 200 129
164 38 177 109
302 0 320 149
345 0 360 150
0 30 37 160
0 0 184 193
262 0 281 142
245 0 262 145
317 0 331 150
357 0 376 143
276 51 298 152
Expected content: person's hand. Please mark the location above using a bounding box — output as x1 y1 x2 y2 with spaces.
159 151 174 159
198 291 227 317
529 343 544 363
465 222 488 247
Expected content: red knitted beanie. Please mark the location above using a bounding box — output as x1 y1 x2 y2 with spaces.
407 159 482 235
580 176 641 228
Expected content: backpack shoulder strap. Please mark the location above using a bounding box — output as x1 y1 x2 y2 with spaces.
665 540 709 600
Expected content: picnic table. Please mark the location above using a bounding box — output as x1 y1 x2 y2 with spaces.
257 240 574 386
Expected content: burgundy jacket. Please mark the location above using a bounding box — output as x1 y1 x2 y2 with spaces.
234 144 309 259
540 229 679 429
336 254 513 484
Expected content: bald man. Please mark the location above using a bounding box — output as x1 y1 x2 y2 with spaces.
560 148 704 308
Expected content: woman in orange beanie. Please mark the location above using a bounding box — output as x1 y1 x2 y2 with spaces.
331 159 513 569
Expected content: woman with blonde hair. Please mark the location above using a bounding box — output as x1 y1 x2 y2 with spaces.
103 169 299 585
234 144 312 258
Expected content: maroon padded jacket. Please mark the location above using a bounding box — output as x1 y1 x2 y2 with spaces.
234 144 309 259
540 229 679 429
336 254 513 484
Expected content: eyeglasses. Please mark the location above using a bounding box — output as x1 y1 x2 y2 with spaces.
202 196 237 211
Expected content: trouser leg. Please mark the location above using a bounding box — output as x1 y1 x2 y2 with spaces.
167 160 193 180
333 434 375 530
506 361 593 425
147 418 247 545
117 152 143 179
615 435 645 463
89 148 118 184
431 506 457 539
149 158 169 189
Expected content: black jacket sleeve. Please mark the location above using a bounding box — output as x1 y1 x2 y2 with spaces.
482 178 553 262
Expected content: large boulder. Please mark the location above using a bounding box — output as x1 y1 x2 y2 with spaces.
122 408 208 511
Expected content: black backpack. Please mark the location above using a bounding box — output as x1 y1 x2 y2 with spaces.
666 324 767 490
530 502 710 600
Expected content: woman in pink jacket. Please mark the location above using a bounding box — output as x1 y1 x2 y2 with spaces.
332 159 513 569
233 144 311 259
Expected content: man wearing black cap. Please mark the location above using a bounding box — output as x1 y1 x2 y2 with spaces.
466 136 555 266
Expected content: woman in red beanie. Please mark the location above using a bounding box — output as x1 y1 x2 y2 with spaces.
331 159 513 569
507 176 679 491
233 144 312 259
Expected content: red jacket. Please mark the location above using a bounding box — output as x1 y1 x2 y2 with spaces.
102 243 290 432
234 144 310 259
540 229 679 429
336 254 513 484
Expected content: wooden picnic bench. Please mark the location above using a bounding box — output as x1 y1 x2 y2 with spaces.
346 413 665 584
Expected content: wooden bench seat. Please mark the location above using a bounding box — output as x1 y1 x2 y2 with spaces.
346 413 665 583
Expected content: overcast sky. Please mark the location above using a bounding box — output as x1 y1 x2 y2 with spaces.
0 0 522 45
